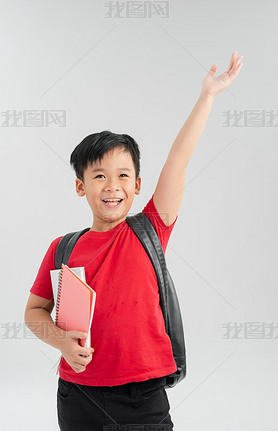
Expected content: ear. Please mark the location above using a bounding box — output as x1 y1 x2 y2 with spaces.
75 178 86 197
134 176 141 195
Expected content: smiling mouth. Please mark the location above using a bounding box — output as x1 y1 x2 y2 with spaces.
102 199 123 207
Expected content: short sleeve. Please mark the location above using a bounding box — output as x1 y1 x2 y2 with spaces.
30 236 63 300
142 193 178 253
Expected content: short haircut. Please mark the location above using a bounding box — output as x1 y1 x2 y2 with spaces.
70 130 141 182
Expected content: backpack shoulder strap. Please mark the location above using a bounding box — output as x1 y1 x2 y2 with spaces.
55 227 90 269
127 213 187 387
126 212 169 332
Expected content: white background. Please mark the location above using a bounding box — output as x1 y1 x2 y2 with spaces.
1 0 278 430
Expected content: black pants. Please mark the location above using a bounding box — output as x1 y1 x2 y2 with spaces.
57 375 174 431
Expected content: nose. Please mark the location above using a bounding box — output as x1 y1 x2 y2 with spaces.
104 181 120 192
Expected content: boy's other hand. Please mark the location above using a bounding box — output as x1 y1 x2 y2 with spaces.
201 51 243 99
59 330 94 374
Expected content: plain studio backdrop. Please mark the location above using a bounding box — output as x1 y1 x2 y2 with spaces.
1 1 277 430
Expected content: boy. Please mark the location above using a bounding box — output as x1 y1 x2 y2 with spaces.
24 52 242 431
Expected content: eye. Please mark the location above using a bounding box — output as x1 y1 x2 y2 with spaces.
95 174 128 178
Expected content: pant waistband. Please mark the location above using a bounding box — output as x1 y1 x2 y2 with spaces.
103 376 167 396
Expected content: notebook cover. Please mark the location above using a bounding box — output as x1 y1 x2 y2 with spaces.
50 266 85 309
55 263 96 349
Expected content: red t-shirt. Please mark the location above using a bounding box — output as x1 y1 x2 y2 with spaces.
30 193 178 386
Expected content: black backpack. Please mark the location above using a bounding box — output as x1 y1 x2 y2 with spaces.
55 212 186 389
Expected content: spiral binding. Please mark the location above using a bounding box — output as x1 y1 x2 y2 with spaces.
55 265 64 325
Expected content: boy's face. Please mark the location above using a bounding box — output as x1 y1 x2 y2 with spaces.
75 147 141 232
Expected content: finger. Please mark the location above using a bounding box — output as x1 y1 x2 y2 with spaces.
226 51 237 74
79 353 92 361
80 353 93 358
230 56 243 76
74 356 91 367
231 55 242 71
235 55 243 69
75 366 86 373
77 347 94 357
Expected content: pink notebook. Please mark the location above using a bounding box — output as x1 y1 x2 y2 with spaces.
55 263 96 349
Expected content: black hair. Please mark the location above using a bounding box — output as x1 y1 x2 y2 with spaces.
70 130 141 182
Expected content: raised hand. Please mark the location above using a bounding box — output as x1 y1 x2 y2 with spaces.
201 51 243 98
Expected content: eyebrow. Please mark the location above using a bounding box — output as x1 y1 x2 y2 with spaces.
91 168 132 173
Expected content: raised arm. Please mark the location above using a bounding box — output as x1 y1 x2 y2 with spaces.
153 51 243 226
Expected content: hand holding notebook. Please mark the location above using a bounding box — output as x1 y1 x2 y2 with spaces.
53 263 96 347
50 263 96 374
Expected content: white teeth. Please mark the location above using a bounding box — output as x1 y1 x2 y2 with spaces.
102 199 122 206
